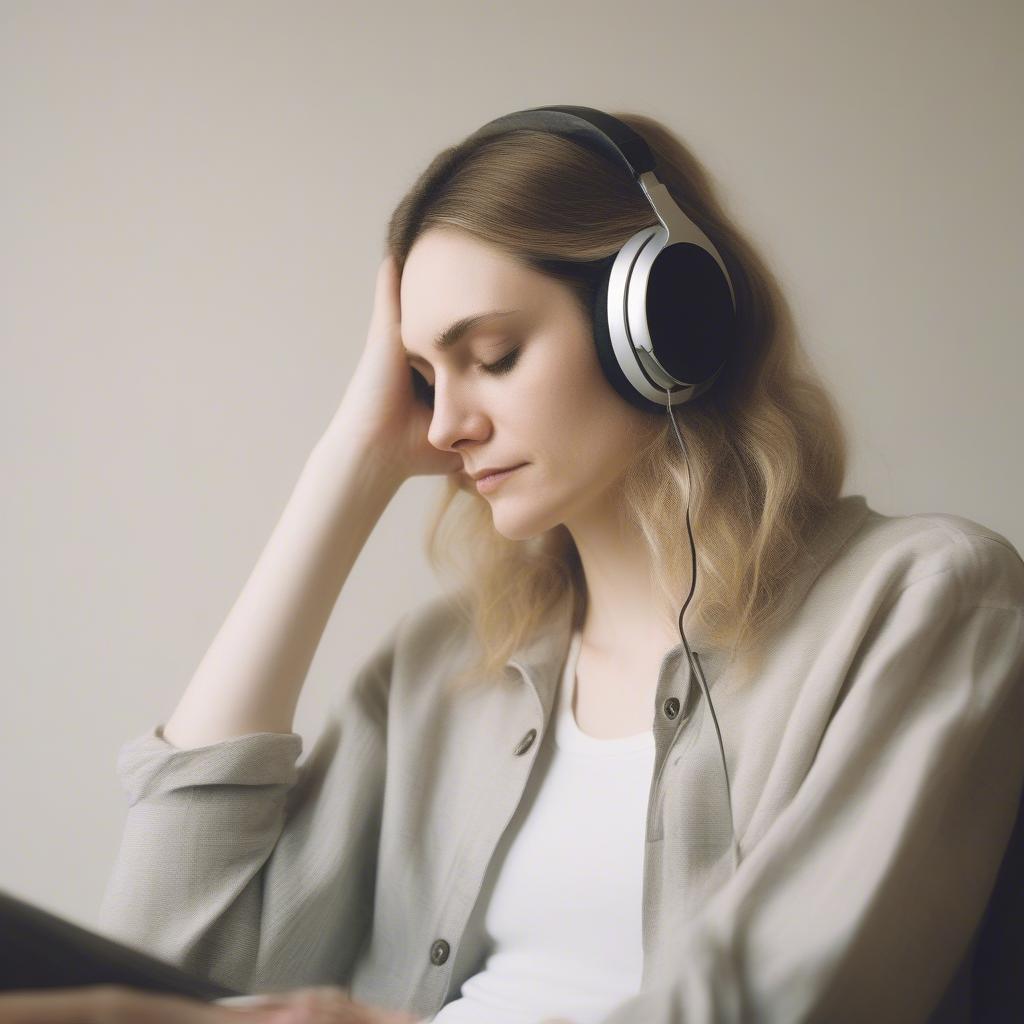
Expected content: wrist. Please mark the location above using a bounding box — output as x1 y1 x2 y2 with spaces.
312 415 405 492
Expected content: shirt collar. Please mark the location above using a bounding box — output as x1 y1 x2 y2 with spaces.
503 494 872 715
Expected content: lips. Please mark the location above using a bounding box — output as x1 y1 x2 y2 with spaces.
474 463 527 491
471 462 526 481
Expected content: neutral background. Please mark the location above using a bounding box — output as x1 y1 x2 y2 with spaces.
2 0 1021 934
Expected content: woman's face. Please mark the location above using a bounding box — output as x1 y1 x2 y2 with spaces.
400 227 658 542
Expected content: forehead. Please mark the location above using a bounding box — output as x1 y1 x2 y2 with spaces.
400 230 536 338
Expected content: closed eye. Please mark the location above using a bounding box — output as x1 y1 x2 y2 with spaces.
482 347 521 377
411 347 521 405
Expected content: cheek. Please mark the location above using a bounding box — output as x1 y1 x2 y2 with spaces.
525 369 596 434
565 403 647 482
512 339 614 456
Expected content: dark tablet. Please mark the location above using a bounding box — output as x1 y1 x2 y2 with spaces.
0 887 241 1001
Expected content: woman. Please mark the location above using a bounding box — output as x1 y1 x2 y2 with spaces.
14 108 1022 1023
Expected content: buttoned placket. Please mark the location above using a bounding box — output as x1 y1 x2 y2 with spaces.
419 670 549 1014
638 643 703 979
418 642 709 1015
647 645 704 840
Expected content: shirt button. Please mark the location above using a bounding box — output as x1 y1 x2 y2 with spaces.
430 939 450 965
663 696 681 719
513 729 537 755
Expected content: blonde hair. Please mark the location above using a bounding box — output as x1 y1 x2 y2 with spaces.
384 111 849 695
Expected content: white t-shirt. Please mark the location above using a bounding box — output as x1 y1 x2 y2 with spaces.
427 627 656 1024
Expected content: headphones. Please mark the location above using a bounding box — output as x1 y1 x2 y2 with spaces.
466 104 738 415
467 105 743 872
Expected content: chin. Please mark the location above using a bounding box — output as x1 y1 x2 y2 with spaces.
493 524 542 543
487 502 561 544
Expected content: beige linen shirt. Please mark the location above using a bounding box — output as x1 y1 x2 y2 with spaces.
98 494 1024 1022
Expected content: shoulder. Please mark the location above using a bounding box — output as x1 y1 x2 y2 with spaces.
764 505 1024 732
827 503 1024 612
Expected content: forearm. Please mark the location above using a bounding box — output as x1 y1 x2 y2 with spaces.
161 407 402 748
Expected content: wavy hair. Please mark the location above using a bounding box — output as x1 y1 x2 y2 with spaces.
384 111 849 695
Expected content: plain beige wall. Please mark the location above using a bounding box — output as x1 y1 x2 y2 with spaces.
2 0 1021 934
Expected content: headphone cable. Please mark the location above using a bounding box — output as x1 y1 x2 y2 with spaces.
664 388 741 874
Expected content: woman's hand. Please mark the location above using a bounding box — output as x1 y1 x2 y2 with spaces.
333 254 464 486
0 985 282 1023
0 984 419 1023
216 985 419 1023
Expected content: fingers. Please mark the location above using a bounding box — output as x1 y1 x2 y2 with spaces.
222 986 364 1022
0 988 100 1023
0 985 288 1023
216 985 416 1024
0 984 423 1024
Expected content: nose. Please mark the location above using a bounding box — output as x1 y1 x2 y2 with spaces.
426 379 490 453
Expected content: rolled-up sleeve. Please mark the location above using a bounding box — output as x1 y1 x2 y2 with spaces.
97 621 399 994
598 535 1024 1024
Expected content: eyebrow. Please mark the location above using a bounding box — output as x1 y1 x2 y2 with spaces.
403 309 520 364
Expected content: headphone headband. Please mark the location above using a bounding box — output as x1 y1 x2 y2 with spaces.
468 104 657 180
462 104 738 412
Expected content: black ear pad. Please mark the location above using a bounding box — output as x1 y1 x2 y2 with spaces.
591 259 667 415
591 245 736 414
647 243 735 386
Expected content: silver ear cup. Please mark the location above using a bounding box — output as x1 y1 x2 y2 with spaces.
607 226 727 408
606 227 689 405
